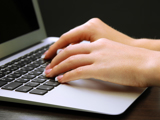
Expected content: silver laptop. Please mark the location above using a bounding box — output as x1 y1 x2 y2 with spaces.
0 0 147 115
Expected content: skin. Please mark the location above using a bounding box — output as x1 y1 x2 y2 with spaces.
43 18 160 87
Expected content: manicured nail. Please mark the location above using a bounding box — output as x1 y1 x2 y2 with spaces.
41 54 46 59
45 69 52 74
42 71 46 76
43 69 52 76
55 75 63 82
45 64 51 70
41 51 48 59
57 49 63 54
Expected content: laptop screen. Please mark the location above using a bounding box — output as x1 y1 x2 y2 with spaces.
0 0 39 44
0 0 46 60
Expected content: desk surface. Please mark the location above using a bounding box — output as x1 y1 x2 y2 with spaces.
0 87 160 120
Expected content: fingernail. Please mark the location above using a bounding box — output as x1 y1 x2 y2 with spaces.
46 69 52 74
43 69 52 77
45 64 51 70
41 51 48 59
57 49 63 54
41 54 46 59
42 71 46 76
55 75 63 82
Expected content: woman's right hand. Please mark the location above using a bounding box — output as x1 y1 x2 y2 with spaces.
44 18 134 59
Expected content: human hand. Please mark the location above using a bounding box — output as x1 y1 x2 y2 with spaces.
43 18 134 59
44 38 156 87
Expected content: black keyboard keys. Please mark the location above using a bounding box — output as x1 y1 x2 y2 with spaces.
30 89 47 95
0 81 7 87
8 72 21 78
0 72 5 77
44 81 60 87
16 86 33 93
25 82 39 87
2 82 22 90
16 78 30 83
0 43 59 95
0 77 14 82
22 74 36 79
28 71 42 76
37 85 54 91
32 78 46 83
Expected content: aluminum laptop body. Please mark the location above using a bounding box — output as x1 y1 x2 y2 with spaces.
0 0 146 115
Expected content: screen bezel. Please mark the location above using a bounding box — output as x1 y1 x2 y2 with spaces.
0 0 47 59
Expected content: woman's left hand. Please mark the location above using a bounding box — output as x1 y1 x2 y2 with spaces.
44 38 156 87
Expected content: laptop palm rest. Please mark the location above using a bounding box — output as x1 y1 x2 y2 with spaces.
46 78 146 115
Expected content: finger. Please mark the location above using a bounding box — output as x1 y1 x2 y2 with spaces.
45 54 93 78
55 65 93 83
48 43 92 69
44 24 92 59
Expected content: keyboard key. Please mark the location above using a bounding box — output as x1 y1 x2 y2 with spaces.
0 81 7 87
0 77 15 82
1 67 12 75
0 72 5 78
10 64 19 71
14 69 28 75
2 82 22 90
37 85 54 91
25 65 35 71
38 75 47 79
30 89 47 95
36 59 46 65
15 78 30 83
29 62 40 68
35 67 45 73
32 78 46 83
16 86 33 93
22 75 36 79
16 60 26 67
0 65 7 69
28 71 42 76
7 73 21 78
25 82 39 87
44 81 60 87
20 68 29 74
33 60 43 66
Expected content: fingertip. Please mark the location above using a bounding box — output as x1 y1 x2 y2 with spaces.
56 49 63 55
55 75 64 83
42 70 46 76
41 50 48 59
45 64 51 70
41 54 46 59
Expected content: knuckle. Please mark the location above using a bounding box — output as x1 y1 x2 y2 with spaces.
98 38 108 45
67 56 75 64
89 18 101 23
64 46 72 54
83 18 102 37
86 18 101 27
98 38 107 42
93 38 106 47
75 67 83 75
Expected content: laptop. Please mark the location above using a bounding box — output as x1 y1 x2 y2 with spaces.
0 0 147 115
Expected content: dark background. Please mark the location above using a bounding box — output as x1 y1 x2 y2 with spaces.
38 0 160 39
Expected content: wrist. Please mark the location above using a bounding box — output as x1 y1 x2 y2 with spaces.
142 51 160 87
132 38 160 51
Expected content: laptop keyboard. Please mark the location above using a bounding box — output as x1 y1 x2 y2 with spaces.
0 43 60 95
